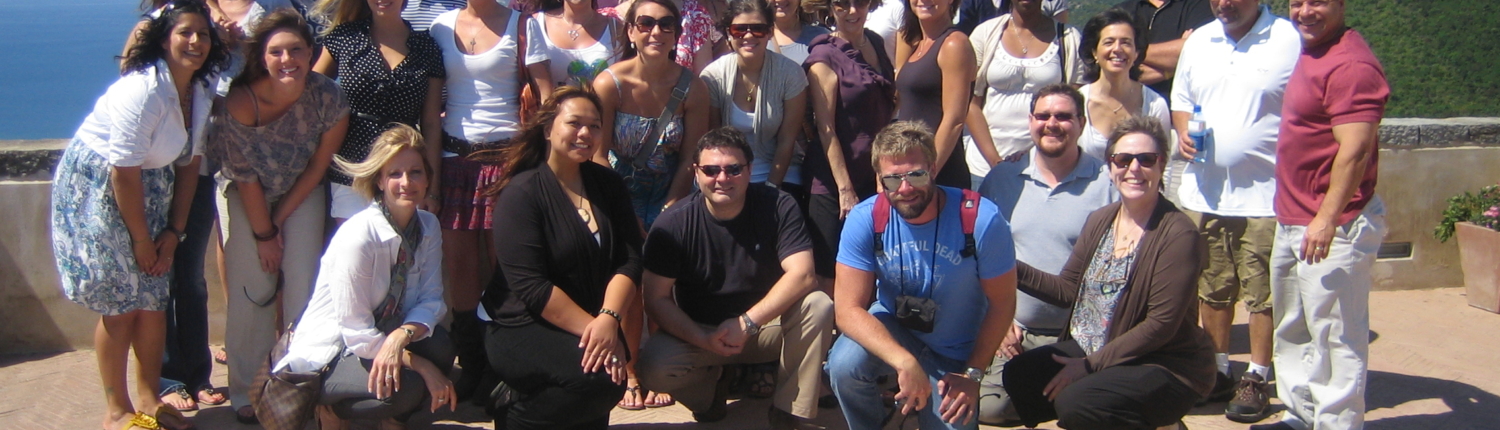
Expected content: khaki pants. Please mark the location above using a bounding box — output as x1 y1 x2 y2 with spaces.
219 186 326 407
978 329 1060 425
638 291 834 418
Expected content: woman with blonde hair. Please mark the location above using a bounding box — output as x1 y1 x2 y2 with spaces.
313 0 446 222
276 124 456 430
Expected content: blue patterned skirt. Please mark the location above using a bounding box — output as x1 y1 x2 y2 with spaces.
52 138 175 316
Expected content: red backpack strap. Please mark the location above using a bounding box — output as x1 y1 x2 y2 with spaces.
873 193 891 258
960 189 980 259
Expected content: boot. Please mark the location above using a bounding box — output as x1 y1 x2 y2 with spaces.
451 310 490 402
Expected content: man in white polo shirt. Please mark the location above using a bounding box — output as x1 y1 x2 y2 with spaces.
1170 0 1300 424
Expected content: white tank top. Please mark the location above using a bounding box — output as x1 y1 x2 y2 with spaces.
430 9 523 146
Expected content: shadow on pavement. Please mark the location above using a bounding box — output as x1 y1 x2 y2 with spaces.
1366 370 1500 430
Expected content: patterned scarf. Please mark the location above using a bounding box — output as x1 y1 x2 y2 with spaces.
373 202 423 334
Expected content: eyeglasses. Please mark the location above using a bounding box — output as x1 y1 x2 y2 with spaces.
1107 152 1161 168
696 163 745 177
633 16 680 33
879 169 930 191
1032 112 1076 122
727 23 772 39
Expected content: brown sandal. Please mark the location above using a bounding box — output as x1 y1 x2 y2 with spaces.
152 405 196 430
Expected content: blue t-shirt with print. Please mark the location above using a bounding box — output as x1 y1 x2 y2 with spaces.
837 186 1016 361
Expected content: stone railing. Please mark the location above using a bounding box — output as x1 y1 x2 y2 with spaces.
3 118 1500 354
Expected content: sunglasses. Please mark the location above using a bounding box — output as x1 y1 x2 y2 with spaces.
633 16 680 33
1032 112 1076 122
727 23 772 39
879 169 930 191
697 163 745 177
1108 152 1161 168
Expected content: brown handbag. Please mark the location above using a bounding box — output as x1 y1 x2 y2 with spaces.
250 325 326 430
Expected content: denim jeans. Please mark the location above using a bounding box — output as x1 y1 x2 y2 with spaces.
160 175 216 395
825 312 977 430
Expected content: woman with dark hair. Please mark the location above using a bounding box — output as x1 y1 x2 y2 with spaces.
526 0 621 98
313 0 446 223
802 0 893 286
701 0 808 196
53 3 226 429
892 0 973 189
592 0 709 409
479 86 639 429
963 0 1083 188
1075 8 1171 160
206 9 351 424
768 0 830 64
275 124 456 430
426 0 523 402
1001 116 1214 430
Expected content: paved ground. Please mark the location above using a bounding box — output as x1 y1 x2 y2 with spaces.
3 287 1497 430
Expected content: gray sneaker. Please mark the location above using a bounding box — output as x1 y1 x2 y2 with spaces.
1225 372 1271 423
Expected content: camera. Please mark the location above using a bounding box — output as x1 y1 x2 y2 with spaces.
894 295 939 333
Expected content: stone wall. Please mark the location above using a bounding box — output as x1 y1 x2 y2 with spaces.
3 118 1498 354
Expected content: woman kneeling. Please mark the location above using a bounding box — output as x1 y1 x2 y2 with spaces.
274 125 457 430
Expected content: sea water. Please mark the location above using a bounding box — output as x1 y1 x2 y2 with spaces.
0 0 141 140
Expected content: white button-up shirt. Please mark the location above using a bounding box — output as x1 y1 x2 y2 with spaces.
1171 6 1301 217
74 60 211 169
276 205 447 372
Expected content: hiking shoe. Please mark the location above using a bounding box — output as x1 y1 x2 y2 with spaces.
1198 372 1235 405
1225 372 1272 423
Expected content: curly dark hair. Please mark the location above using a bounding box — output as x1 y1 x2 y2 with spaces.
234 8 316 87
1080 7 1147 83
121 0 229 85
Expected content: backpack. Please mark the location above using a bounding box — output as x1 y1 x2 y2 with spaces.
872 189 982 260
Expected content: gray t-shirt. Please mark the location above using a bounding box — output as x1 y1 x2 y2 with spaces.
979 148 1116 332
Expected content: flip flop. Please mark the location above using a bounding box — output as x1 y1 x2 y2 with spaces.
160 386 197 412
212 348 227 365
644 390 676 408
617 385 646 410
195 386 226 406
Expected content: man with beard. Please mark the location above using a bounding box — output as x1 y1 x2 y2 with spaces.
826 121 1018 430
1257 0 1389 429
974 84 1117 426
1170 0 1300 421
637 127 832 430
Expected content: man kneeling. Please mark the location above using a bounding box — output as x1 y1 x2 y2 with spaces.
637 127 833 430
826 121 1018 430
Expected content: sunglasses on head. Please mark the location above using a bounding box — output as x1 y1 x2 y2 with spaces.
633 16 680 33
1032 112 1075 122
1108 152 1161 168
879 169 930 191
696 163 745 177
728 23 772 39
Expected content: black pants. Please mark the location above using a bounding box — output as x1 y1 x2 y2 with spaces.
1003 341 1200 430
806 192 843 278
321 327 455 421
485 322 625 430
161 174 216 392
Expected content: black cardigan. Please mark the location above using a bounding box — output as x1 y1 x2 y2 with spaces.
483 162 644 327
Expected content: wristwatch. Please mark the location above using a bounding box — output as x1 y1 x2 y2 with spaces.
963 367 985 382
164 226 186 243
740 313 762 336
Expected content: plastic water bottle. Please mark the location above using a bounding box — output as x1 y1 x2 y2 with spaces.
1188 105 1208 163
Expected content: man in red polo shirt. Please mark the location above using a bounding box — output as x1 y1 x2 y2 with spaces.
1257 1 1390 430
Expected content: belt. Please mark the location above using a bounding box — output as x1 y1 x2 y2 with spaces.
443 134 513 158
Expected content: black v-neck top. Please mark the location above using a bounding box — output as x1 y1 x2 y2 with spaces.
483 162 644 327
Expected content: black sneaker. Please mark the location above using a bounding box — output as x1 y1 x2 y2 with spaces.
1226 372 1272 423
1198 372 1235 405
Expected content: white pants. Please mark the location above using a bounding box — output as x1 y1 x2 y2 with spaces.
218 185 326 407
1270 196 1385 430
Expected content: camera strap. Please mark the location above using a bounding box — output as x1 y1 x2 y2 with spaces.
872 189 981 298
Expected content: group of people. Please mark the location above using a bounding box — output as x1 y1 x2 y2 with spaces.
51 0 1389 429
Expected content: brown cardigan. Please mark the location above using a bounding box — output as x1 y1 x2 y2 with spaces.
1016 196 1216 396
